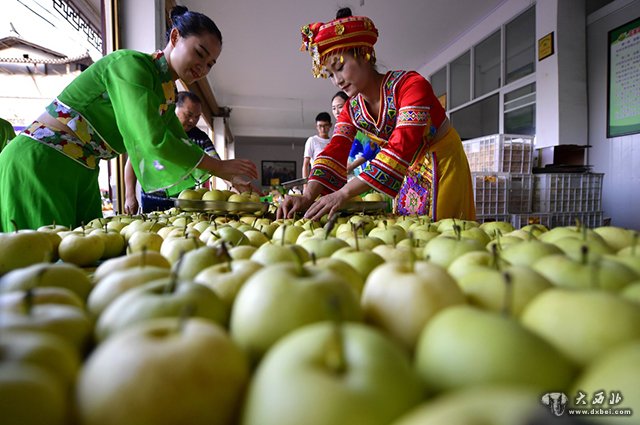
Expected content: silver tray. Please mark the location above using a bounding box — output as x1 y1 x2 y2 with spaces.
172 198 269 214
340 201 389 214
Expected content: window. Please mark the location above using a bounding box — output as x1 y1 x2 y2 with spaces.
505 6 536 84
474 30 501 98
430 67 447 109
451 94 499 140
504 83 536 135
450 51 471 108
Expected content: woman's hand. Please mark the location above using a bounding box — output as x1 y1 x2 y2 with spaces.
277 195 314 219
215 159 258 182
124 194 140 215
303 190 350 221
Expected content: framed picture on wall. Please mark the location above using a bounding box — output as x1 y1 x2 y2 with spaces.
607 16 640 138
261 160 297 186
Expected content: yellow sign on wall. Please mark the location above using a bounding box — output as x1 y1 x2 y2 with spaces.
538 32 554 61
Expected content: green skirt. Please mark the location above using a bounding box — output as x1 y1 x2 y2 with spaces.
0 135 102 231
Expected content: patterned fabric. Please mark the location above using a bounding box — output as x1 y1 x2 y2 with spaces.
308 70 475 219
300 15 378 78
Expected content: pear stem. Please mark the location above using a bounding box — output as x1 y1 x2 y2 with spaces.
23 288 34 315
281 225 287 247
491 243 501 271
352 223 360 252
325 295 346 375
10 219 19 233
580 244 589 266
166 253 183 293
177 303 196 334
408 231 416 272
453 224 462 241
501 272 513 317
289 245 305 275
310 252 317 266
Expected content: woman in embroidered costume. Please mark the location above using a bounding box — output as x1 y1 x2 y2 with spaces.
0 6 257 231
278 8 475 221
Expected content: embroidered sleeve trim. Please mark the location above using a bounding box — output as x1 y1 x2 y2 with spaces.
397 106 430 127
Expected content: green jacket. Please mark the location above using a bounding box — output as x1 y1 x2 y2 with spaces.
0 118 15 153
55 49 207 194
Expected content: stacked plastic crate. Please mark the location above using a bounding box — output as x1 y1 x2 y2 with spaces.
462 134 604 228
463 134 536 225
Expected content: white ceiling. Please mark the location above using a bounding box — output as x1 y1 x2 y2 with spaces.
184 0 508 141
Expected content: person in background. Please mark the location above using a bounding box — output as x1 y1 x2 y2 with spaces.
302 112 332 180
331 91 380 180
0 5 256 232
124 91 221 213
279 7 475 221
0 117 16 153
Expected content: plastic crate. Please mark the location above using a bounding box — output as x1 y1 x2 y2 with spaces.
551 211 604 228
472 173 509 215
532 173 604 213
463 134 534 174
508 174 533 213
475 214 511 224
510 213 553 229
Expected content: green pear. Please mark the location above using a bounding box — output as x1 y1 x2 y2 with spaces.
0 330 79 390
228 245 257 260
77 318 249 425
95 278 228 342
621 281 640 304
362 261 465 352
415 305 576 394
250 242 309 266
127 230 164 253
532 254 637 291
479 221 516 239
0 363 66 425
241 322 423 425
177 188 202 200
89 228 126 259
570 341 640 422
58 232 105 267
0 230 53 276
306 257 365 296
242 229 269 247
93 250 170 282
0 262 92 301
0 300 92 352
456 265 552 316
298 237 349 259
423 236 485 268
87 266 172 317
271 224 305 245
194 259 263 309
0 287 84 311
230 263 362 363
172 245 230 281
594 226 637 251
520 288 640 367
160 235 204 265
368 224 408 245
330 247 385 280
498 239 563 267
391 385 545 425
552 236 614 262
447 250 509 281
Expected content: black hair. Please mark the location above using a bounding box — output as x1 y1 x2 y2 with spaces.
176 91 202 107
166 6 222 44
316 112 332 123
332 91 349 102
336 7 353 19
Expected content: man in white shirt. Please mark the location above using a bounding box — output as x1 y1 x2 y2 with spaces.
302 112 332 180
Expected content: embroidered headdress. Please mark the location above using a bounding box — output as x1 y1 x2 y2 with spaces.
300 15 378 78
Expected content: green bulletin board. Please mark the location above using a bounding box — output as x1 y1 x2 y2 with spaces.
607 16 640 138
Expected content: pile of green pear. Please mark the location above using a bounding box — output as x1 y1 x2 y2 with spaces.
1 210 639 425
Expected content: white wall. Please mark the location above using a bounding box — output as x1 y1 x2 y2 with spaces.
234 137 306 188
587 0 640 229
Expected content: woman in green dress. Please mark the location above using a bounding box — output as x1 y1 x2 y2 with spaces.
0 6 256 232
